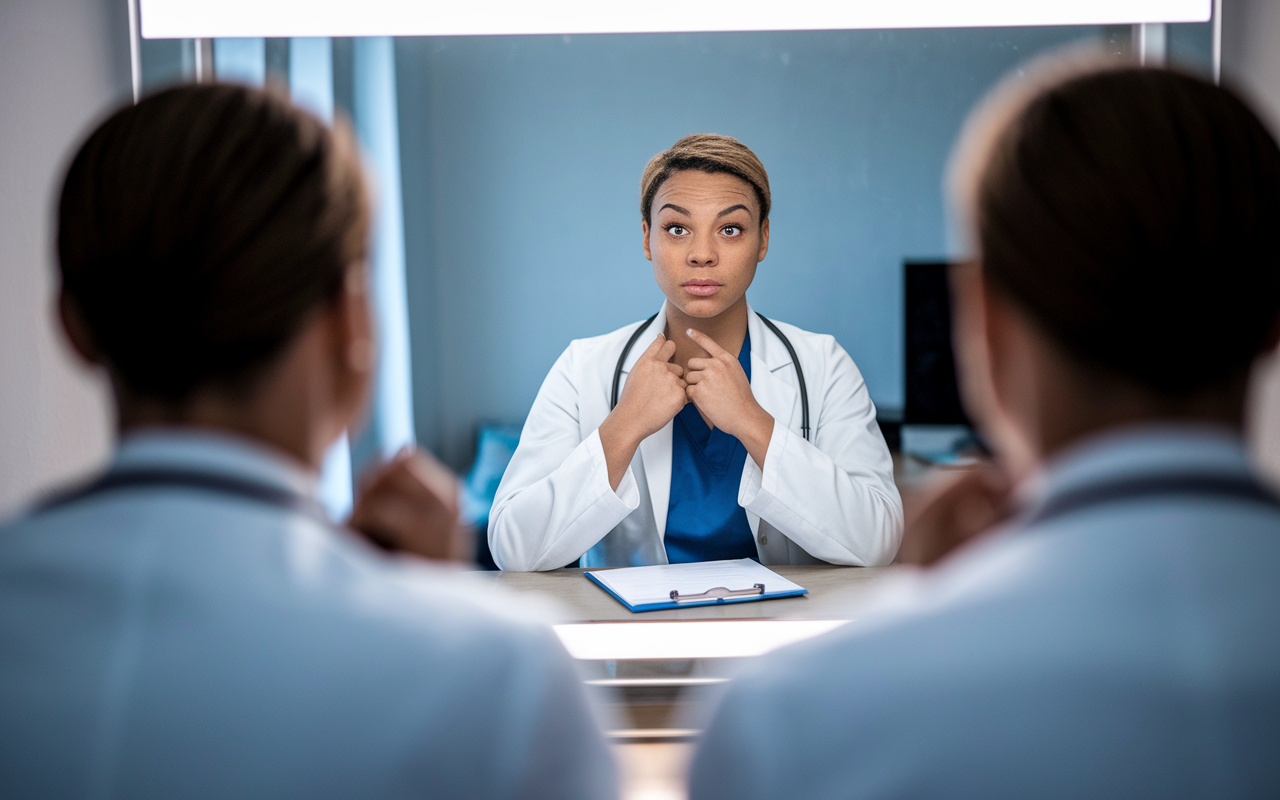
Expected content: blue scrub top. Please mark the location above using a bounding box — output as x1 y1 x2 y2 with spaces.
664 333 759 564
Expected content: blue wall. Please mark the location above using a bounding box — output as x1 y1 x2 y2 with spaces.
394 26 1211 468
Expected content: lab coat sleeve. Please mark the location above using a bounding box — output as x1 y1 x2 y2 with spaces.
739 338 902 565
489 343 641 571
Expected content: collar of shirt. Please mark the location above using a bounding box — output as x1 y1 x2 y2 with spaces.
112 428 320 501
1015 423 1253 520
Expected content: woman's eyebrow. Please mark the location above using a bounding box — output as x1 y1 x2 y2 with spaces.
716 204 750 218
659 203 691 216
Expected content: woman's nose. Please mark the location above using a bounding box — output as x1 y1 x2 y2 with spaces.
687 232 717 267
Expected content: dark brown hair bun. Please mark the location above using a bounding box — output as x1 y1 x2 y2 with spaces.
955 61 1280 395
58 83 370 401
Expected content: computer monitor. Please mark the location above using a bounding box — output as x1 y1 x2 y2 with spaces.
904 261 970 426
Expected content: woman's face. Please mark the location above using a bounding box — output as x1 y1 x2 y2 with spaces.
642 170 769 320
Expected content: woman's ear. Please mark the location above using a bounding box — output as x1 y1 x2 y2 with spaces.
323 266 375 439
950 262 994 433
58 290 102 366
977 274 1044 478
951 263 1038 479
757 218 770 262
337 267 375 378
641 219 653 262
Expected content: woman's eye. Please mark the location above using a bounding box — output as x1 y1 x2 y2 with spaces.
722 226 742 237
666 225 687 236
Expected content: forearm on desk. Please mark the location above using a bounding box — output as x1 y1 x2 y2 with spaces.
490 430 639 571
741 424 903 566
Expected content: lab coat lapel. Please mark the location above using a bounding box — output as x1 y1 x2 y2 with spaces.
744 307 797 539
747 306 799 433
638 420 673 541
618 305 668 379
624 305 673 540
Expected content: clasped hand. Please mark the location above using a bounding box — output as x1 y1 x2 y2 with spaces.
609 334 690 442
682 328 771 443
348 447 472 563
608 329 774 472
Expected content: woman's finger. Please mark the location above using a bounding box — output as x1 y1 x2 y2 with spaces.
634 333 668 364
686 328 729 358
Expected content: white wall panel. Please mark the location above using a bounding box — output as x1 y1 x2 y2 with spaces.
0 0 129 515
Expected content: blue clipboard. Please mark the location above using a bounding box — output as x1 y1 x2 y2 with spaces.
584 558 808 613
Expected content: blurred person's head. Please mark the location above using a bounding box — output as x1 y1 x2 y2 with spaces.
639 133 771 321
948 58 1280 474
57 83 373 469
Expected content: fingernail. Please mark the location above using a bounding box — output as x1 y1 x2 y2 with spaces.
687 328 694 336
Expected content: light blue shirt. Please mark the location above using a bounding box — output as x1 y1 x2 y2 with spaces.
691 425 1280 799
0 430 615 799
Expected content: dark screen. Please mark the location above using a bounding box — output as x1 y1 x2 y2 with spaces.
905 261 970 425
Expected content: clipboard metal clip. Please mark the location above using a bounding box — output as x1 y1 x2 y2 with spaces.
669 583 765 603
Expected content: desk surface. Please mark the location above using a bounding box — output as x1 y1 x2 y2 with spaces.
482 564 902 622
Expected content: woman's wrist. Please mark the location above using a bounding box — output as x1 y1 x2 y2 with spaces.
736 405 775 471
598 410 645 491
600 406 647 451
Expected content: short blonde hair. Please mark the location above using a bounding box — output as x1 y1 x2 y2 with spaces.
639 133 771 223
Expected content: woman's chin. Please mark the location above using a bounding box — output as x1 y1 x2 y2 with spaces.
670 295 736 319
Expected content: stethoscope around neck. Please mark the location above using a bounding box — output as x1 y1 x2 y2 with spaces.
610 311 811 441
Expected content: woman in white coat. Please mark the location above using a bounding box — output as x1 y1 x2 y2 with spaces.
490 134 902 571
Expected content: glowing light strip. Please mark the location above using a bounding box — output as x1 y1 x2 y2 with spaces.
553 619 849 661
141 0 1210 39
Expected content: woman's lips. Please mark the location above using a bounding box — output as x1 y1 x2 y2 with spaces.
683 281 722 297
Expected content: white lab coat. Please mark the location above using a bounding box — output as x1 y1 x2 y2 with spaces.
489 303 902 571
690 426 1280 799
0 431 616 800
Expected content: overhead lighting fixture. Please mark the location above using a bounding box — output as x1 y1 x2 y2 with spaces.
141 0 1210 39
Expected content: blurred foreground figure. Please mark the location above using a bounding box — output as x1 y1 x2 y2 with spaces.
692 59 1280 799
0 85 614 799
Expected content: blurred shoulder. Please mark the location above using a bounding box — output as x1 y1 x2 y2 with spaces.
1 496 564 665
728 532 1075 699
306 534 569 658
